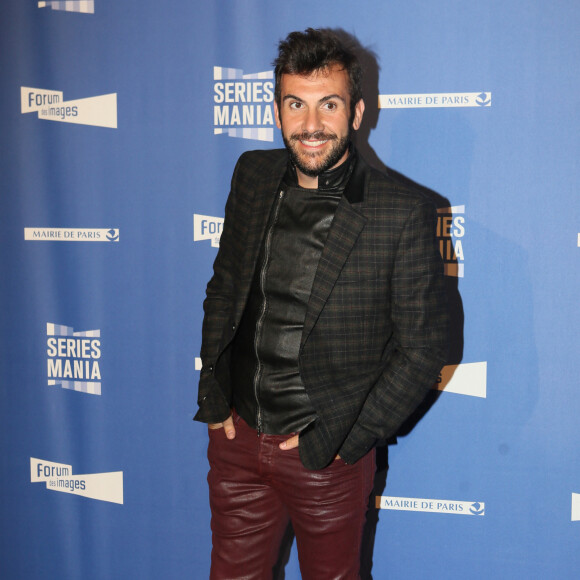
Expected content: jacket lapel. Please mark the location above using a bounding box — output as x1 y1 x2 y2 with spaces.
302 153 370 345
302 195 368 346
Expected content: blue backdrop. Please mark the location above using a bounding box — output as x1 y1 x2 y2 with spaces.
1 1 579 578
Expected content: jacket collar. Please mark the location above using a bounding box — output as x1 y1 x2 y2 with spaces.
342 148 367 204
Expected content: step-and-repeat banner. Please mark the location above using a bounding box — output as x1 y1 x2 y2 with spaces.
1 1 579 578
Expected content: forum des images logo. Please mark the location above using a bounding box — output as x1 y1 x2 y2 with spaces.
31 458 123 504
21 87 117 128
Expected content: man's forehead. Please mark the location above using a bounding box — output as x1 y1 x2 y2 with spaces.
280 65 349 94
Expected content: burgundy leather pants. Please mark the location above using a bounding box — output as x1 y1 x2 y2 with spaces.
207 412 375 580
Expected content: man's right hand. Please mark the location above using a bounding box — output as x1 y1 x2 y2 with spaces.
208 414 236 439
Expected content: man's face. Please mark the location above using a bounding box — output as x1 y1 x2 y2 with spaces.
274 65 364 185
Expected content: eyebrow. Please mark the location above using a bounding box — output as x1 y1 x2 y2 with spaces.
282 93 346 105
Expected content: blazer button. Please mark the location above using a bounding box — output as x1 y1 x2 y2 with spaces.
231 324 236 331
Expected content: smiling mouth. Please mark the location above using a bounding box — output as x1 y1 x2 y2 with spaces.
292 131 335 148
300 139 328 147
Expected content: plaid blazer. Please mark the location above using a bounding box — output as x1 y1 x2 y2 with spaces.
195 148 449 470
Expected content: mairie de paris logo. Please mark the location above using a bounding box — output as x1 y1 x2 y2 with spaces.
379 91 491 109
377 496 485 516
213 67 275 142
25 227 119 242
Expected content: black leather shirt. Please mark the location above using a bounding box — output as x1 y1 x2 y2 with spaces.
230 152 356 434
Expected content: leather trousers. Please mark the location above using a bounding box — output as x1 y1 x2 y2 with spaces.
207 411 376 580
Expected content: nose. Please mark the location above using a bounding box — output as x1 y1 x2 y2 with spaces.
303 107 323 134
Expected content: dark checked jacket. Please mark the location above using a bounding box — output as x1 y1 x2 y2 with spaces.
195 148 449 470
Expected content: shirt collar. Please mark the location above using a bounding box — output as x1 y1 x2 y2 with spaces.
284 145 357 192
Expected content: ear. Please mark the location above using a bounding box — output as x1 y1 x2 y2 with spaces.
274 101 282 129
352 99 365 130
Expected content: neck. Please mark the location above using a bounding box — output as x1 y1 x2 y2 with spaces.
296 170 319 189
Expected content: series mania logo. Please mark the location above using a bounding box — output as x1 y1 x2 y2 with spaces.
214 67 275 142
437 205 465 277
38 1 94 13
47 323 102 395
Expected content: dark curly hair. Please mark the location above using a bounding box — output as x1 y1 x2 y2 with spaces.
273 28 363 119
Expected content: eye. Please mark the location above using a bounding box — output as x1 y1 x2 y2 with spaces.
289 101 303 110
322 101 338 111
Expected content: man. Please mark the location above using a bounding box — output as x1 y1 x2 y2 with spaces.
195 28 449 579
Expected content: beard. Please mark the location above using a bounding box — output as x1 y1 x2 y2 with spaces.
282 127 352 178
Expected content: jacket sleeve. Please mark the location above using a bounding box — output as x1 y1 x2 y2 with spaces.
338 199 449 463
194 156 245 424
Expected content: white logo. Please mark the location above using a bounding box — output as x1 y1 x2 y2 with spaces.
21 87 117 128
195 357 202 371
47 323 102 395
377 496 485 516
25 228 119 242
434 361 487 398
572 493 580 521
214 67 275 142
379 92 491 109
437 205 465 278
31 458 123 504
194 214 223 248
38 1 94 14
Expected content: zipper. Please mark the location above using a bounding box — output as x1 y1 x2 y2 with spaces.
253 189 285 435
